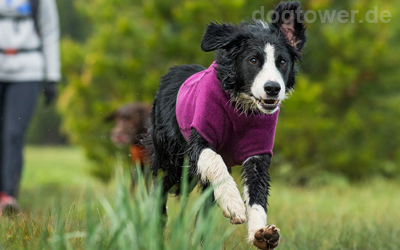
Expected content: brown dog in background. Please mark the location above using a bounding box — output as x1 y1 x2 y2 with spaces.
105 103 151 169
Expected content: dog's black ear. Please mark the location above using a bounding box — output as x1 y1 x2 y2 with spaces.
201 22 242 52
270 1 306 52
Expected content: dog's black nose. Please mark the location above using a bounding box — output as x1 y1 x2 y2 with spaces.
264 81 281 97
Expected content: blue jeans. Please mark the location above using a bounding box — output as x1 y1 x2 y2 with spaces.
0 81 40 197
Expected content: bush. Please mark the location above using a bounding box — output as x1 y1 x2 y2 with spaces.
273 0 400 182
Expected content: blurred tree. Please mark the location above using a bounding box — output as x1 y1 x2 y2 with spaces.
59 0 253 180
59 0 400 182
27 0 90 145
57 0 90 41
26 101 67 145
274 0 400 183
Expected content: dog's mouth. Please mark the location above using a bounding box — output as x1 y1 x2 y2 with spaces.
111 133 130 147
251 96 280 113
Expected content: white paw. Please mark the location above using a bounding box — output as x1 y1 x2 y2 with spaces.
214 179 246 224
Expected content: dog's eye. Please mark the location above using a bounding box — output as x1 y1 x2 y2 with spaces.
280 60 287 66
249 58 258 65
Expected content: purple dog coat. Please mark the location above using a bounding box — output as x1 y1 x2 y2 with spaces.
176 62 280 167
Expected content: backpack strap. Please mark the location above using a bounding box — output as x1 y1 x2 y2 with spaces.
30 0 40 37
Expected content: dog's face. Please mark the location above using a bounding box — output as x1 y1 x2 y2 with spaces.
201 1 306 114
235 36 295 114
105 104 150 147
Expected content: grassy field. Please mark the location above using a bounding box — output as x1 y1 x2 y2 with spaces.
0 146 399 249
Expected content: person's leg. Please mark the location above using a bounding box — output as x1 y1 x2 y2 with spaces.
1 81 41 198
0 83 6 192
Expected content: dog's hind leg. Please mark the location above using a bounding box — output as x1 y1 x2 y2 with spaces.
242 154 280 250
150 137 185 221
147 123 185 223
188 129 246 224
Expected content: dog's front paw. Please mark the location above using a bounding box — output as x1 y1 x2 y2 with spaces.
253 225 280 250
214 181 246 224
223 205 246 224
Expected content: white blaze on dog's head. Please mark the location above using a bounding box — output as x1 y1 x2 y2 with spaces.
200 1 306 116
250 44 285 114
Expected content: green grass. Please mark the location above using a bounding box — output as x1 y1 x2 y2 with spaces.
22 146 99 188
0 146 399 249
19 146 108 215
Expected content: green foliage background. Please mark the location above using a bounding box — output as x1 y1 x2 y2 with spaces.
58 0 400 183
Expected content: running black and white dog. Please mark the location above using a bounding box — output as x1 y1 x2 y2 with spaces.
147 2 306 249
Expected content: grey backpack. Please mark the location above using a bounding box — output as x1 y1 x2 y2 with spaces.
30 0 40 36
